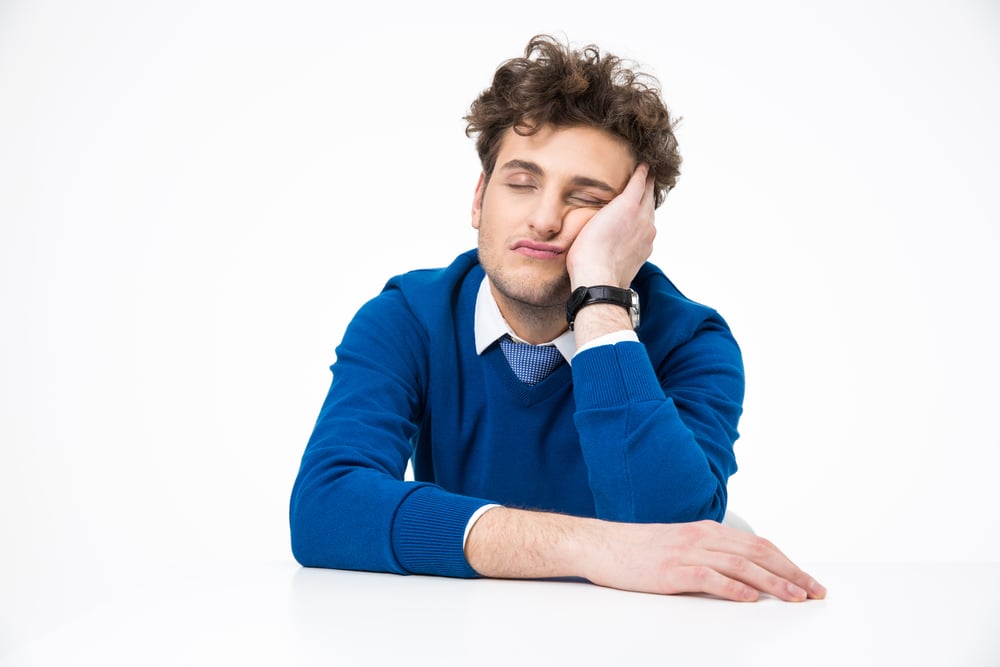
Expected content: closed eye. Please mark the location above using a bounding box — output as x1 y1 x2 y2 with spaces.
569 195 607 207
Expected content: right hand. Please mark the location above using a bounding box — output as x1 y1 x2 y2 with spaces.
565 163 656 291
580 518 826 602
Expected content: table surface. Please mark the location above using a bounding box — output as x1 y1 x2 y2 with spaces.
3 560 999 666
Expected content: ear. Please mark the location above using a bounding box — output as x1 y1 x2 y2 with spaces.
470 172 486 230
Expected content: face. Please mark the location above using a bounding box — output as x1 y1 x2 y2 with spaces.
471 124 634 312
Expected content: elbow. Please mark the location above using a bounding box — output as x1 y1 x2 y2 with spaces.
694 482 728 523
644 481 727 525
289 500 321 568
289 482 339 569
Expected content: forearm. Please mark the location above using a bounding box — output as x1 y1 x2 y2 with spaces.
464 506 826 602
463 506 598 581
465 506 660 588
291 286 494 577
571 310 727 521
572 340 739 523
292 430 496 577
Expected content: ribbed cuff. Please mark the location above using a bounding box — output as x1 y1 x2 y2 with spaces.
572 341 663 409
391 486 494 578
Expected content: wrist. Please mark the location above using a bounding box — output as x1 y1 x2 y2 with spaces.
564 515 611 584
571 305 634 349
569 272 624 291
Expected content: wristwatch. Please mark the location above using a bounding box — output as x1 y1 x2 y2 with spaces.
566 285 640 331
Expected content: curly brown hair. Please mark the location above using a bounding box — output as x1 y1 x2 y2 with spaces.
464 34 682 208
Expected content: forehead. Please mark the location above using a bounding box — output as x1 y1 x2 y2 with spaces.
494 125 635 189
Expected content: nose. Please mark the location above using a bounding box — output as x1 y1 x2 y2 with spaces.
527 191 565 238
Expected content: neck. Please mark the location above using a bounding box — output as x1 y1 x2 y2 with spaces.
493 293 569 345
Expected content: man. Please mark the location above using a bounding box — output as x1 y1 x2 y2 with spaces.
289 34 826 602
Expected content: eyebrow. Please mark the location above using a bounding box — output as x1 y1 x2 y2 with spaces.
498 159 618 194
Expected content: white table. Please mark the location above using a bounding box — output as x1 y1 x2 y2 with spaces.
3 560 998 666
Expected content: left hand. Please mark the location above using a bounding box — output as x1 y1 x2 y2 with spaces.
565 163 656 289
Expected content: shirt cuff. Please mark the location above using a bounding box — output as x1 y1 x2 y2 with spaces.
573 330 640 358
462 503 502 550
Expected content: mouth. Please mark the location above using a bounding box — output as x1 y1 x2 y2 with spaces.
511 240 564 260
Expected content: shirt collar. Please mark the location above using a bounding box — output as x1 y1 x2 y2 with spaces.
474 277 576 365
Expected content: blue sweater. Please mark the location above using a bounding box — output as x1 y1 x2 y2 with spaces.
289 250 744 578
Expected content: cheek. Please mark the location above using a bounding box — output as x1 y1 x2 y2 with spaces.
479 194 525 235
564 209 600 238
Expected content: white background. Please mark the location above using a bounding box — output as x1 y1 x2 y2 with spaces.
2 0 998 650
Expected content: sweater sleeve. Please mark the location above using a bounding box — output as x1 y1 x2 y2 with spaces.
571 314 744 524
289 287 492 578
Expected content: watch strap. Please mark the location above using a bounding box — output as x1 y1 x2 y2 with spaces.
566 285 637 330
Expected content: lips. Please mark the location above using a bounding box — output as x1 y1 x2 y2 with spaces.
512 240 564 260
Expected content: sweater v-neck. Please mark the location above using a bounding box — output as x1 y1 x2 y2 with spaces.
483 343 573 406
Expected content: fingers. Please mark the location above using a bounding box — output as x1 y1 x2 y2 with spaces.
625 162 650 196
660 551 822 603
697 550 809 602
714 528 827 600
638 164 655 211
620 163 654 210
672 521 827 601
659 565 761 602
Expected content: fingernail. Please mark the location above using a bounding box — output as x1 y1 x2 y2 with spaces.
787 582 807 600
808 579 827 599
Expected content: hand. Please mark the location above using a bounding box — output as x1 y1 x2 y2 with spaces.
582 518 827 602
565 163 656 289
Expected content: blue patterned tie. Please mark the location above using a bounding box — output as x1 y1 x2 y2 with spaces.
499 335 564 385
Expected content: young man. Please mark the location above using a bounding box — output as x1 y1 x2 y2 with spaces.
289 35 826 602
